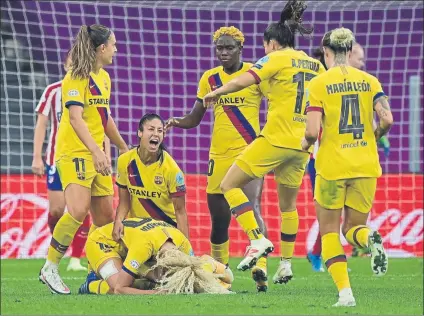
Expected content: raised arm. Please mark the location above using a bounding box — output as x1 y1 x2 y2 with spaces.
165 100 206 130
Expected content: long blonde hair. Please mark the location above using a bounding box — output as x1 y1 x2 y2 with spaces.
69 24 111 79
150 248 232 294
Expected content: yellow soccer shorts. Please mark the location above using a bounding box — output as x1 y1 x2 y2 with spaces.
85 232 121 274
235 136 309 188
56 156 114 196
314 175 377 214
207 148 244 194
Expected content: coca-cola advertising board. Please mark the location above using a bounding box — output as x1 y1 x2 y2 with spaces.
1 174 422 258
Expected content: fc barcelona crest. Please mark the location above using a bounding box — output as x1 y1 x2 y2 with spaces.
104 79 109 91
154 175 163 185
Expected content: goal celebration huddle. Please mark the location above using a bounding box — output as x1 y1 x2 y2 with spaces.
34 0 393 307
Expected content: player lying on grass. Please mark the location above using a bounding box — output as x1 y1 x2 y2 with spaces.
202 0 325 285
302 27 392 307
166 26 269 292
112 113 189 239
78 217 234 295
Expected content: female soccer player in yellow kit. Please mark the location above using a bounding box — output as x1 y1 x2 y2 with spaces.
302 27 393 307
78 217 234 295
112 114 189 239
166 26 269 292
203 0 325 283
39 24 129 295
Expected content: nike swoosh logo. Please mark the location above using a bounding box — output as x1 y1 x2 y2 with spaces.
129 174 137 177
90 85 95 89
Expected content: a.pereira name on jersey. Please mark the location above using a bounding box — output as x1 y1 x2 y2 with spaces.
89 98 109 105
292 59 320 72
128 187 162 199
216 97 245 105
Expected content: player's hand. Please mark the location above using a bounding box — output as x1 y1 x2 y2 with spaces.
31 157 45 176
378 135 390 158
203 91 220 108
92 148 111 176
165 118 179 132
112 220 124 241
301 138 311 151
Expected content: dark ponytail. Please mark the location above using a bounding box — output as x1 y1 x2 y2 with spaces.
264 0 313 48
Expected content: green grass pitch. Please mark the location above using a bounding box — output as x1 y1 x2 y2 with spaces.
1 257 423 315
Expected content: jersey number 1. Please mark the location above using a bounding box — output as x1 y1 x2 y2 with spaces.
293 72 316 114
339 94 364 139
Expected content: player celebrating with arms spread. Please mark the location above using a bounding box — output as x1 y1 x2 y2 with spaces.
302 27 393 307
203 0 324 283
166 26 269 292
112 114 189 239
39 24 129 295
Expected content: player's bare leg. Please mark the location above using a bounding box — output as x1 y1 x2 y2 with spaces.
272 184 300 285
317 202 355 307
342 206 388 276
90 195 114 227
207 193 231 267
40 184 91 294
244 178 268 292
220 164 273 271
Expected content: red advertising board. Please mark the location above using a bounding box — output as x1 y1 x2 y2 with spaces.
1 174 422 258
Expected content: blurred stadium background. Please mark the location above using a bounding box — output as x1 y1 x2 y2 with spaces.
1 0 423 259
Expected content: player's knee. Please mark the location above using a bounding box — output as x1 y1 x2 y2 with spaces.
49 204 65 218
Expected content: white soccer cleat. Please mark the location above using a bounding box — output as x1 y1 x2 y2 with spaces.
368 230 388 276
237 237 274 271
39 263 71 295
67 257 87 272
333 288 356 307
272 259 293 284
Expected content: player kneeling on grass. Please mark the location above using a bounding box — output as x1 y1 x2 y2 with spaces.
302 27 393 307
79 217 234 295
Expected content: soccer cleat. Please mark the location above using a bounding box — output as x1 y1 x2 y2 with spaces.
67 257 87 272
251 266 268 292
368 230 388 276
272 259 293 284
78 271 100 294
306 251 324 272
39 264 71 295
333 288 356 307
237 237 274 271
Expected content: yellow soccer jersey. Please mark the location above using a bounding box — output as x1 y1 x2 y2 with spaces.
93 218 191 277
116 148 186 226
56 69 111 159
197 62 267 155
248 49 325 150
306 65 385 180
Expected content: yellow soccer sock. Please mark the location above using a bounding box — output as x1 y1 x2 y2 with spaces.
47 212 82 264
211 240 230 266
322 233 350 292
280 210 299 260
88 280 110 294
255 256 267 272
86 224 99 273
224 188 263 240
345 225 370 248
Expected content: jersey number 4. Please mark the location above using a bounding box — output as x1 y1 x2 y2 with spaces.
339 94 364 139
293 72 316 114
